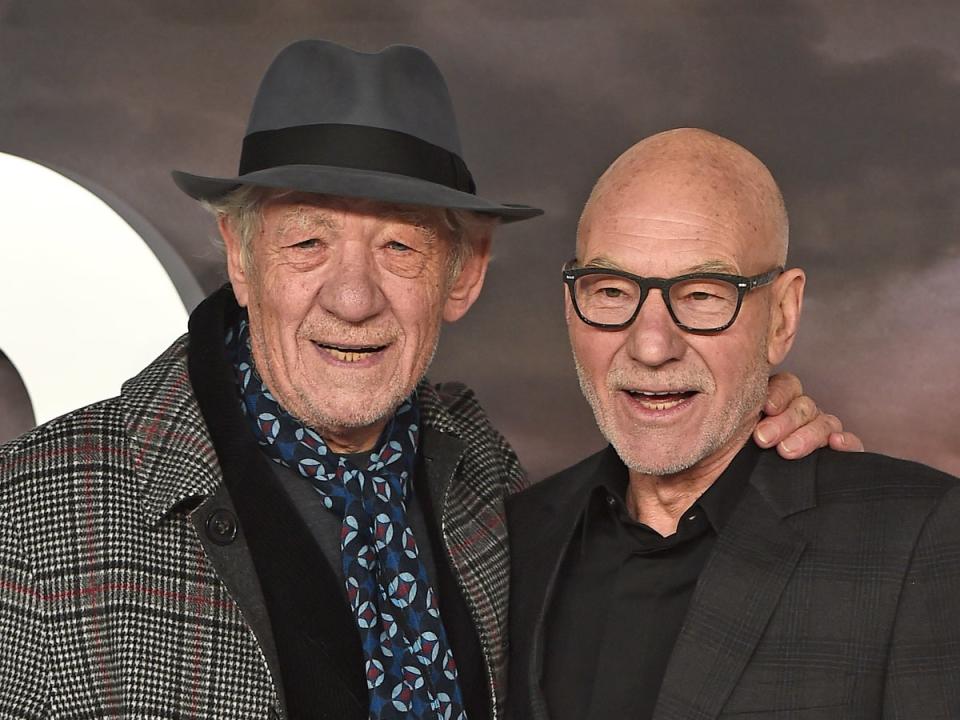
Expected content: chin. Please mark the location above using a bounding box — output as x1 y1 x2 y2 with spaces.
601 411 723 475
297 375 417 431
302 395 395 431
617 449 702 477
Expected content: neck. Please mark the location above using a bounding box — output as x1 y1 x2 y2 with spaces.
322 421 389 454
625 424 755 536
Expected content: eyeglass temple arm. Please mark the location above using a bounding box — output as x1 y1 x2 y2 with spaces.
743 267 785 289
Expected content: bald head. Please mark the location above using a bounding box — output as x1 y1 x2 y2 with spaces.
579 128 789 267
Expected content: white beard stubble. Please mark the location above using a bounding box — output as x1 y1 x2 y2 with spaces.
574 345 770 477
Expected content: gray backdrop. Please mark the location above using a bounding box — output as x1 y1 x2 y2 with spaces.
1 0 958 479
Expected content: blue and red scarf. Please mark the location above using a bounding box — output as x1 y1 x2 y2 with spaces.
226 313 467 720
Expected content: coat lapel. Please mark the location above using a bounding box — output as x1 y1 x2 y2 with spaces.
416 426 492 720
124 336 222 524
121 334 289 713
419 422 464 523
653 451 817 720
417 382 519 715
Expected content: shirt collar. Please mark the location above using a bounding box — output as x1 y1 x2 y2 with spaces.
580 439 762 540
696 439 762 533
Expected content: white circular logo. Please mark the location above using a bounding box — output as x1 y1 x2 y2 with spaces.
0 151 203 429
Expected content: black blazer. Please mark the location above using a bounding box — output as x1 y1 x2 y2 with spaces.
507 447 960 719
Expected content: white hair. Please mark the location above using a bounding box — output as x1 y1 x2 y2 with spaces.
202 185 497 278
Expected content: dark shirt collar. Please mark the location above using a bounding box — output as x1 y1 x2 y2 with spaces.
697 439 763 533
583 439 762 541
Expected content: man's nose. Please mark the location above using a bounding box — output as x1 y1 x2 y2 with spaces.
624 289 687 367
316 245 387 323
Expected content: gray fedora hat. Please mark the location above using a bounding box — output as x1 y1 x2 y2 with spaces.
172 39 542 222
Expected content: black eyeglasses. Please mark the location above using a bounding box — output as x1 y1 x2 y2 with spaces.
563 262 783 333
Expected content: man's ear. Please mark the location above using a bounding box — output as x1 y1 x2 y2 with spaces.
219 216 250 307
443 235 492 322
767 268 805 365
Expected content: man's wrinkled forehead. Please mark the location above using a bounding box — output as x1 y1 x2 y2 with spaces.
265 192 445 238
584 210 742 240
576 190 751 258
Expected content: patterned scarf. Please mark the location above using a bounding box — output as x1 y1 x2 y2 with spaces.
226 313 467 720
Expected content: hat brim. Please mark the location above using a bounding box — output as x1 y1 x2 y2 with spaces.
172 164 543 223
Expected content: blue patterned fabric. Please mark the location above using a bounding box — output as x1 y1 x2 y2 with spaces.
226 314 467 720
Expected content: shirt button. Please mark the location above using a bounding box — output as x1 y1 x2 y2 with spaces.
606 496 617 507
205 508 238 545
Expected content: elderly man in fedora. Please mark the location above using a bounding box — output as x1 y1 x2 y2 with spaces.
0 40 856 720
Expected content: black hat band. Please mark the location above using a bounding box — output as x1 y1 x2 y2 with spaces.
239 123 477 195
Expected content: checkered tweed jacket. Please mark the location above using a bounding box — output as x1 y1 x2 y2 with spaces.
0 334 525 719
508 446 960 719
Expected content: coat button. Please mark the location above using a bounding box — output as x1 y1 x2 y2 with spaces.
205 508 238 545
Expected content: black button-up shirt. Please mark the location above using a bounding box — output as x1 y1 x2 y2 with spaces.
543 441 761 720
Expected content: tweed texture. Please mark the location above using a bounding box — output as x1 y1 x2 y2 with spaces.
417 381 527 714
0 334 525 719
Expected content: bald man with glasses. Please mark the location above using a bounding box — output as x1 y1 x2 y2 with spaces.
507 128 960 720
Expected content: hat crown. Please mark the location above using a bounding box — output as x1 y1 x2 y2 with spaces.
172 38 542 222
247 39 464 157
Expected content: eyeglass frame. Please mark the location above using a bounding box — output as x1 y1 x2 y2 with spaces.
562 261 784 334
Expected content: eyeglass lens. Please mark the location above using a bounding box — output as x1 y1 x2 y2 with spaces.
573 274 740 329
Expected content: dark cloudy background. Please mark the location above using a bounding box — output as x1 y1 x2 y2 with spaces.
1 0 958 479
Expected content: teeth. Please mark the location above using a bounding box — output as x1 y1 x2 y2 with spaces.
627 390 692 411
637 397 686 411
315 341 384 363
328 348 370 363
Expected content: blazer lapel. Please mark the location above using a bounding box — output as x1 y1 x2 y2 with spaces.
508 451 610 720
653 451 817 720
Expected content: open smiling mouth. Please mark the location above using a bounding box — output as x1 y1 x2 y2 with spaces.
313 342 388 363
625 389 699 411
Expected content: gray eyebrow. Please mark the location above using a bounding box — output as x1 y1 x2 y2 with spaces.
579 256 626 271
273 204 441 242
383 208 441 241
274 207 340 238
683 260 739 274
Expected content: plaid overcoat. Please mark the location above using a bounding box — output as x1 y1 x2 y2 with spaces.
507 446 960 719
0 334 525 719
